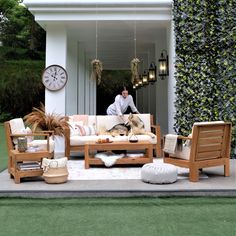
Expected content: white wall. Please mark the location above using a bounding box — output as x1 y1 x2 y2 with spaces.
155 33 168 135
136 29 169 135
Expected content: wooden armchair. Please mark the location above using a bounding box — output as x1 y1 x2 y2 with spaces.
164 122 232 182
4 120 54 183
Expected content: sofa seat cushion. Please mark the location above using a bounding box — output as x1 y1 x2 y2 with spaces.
70 135 99 146
70 134 156 146
96 114 152 133
130 134 157 144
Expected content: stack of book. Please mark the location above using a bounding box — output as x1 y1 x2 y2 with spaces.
17 162 41 171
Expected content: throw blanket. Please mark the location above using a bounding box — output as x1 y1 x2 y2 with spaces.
163 134 178 154
95 152 125 167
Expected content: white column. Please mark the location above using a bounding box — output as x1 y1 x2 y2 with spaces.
66 38 78 115
78 43 86 114
45 25 67 115
167 20 176 133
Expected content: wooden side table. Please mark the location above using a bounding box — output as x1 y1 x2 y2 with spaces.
9 150 52 184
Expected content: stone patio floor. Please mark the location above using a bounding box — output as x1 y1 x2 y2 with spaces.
0 159 235 198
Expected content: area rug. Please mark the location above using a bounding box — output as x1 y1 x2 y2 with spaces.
67 159 208 180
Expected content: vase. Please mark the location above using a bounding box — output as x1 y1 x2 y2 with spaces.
17 137 27 152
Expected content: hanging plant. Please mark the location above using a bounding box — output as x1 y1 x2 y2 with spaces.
130 58 140 84
90 59 103 85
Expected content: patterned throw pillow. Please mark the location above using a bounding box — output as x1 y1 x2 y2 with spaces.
68 121 96 136
76 124 96 136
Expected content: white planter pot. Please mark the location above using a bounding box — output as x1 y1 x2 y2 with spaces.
54 135 65 158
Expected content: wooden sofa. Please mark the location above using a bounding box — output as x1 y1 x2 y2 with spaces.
64 114 162 159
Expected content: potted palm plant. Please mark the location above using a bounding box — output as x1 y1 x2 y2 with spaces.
24 103 69 157
24 103 68 136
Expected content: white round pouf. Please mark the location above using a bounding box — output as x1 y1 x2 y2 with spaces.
141 163 178 184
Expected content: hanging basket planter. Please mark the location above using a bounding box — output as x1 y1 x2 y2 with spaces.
130 58 140 84
91 59 103 85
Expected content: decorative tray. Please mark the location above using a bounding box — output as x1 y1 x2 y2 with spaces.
96 141 113 144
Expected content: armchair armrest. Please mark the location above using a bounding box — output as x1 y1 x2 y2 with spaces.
63 126 71 157
35 130 54 137
177 135 192 140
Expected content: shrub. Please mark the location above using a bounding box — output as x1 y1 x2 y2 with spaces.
0 59 45 119
173 0 236 157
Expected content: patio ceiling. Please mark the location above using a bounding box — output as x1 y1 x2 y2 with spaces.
24 0 172 70
67 20 168 70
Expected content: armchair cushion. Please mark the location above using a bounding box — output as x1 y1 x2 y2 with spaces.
29 138 55 153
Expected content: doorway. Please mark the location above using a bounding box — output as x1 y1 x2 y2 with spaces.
96 70 136 115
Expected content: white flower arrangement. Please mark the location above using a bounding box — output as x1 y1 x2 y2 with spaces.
91 59 103 85
130 58 140 84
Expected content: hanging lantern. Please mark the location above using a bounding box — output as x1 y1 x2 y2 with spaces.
148 62 157 83
142 69 149 85
158 50 169 80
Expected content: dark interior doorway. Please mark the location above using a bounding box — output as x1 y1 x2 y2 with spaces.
96 70 136 115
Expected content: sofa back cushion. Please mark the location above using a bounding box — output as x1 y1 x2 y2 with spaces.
96 114 151 133
68 115 88 125
96 115 123 132
127 113 151 132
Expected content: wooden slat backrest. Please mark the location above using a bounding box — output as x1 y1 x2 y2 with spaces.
190 123 231 162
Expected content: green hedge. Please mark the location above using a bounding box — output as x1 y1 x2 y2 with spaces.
0 59 45 121
173 0 236 157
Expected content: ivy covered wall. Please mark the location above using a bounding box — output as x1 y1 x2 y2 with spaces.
173 0 236 155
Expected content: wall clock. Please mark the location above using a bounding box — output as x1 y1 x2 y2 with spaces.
42 64 68 91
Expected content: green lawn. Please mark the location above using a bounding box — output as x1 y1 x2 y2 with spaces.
0 197 235 236
0 123 8 172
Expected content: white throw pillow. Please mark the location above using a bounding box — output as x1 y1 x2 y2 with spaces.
9 118 26 144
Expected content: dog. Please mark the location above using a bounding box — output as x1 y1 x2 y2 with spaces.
127 113 155 139
99 123 130 137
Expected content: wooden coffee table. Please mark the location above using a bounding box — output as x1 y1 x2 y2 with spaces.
84 141 153 169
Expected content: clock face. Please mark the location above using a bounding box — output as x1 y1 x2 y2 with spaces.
42 65 68 91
